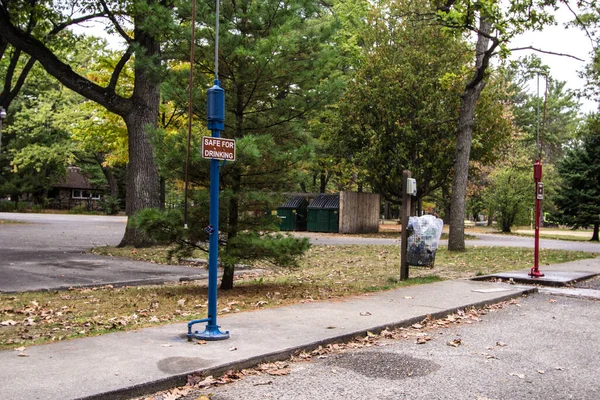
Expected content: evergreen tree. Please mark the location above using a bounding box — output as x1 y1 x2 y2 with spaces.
136 0 339 289
554 115 600 241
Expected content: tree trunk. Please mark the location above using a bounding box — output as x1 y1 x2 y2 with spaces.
118 23 161 247
221 83 244 290
221 264 235 290
447 19 493 251
94 153 119 198
222 168 241 290
592 223 599 242
319 171 328 193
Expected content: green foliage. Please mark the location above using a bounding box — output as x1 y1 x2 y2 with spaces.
133 205 311 269
68 205 87 214
511 78 581 165
435 0 556 53
98 195 121 215
0 85 77 203
327 0 512 205
554 114 600 240
484 165 532 232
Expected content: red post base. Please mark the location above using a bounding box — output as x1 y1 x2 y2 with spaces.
529 267 545 278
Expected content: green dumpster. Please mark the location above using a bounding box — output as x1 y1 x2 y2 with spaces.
276 196 308 231
307 194 339 233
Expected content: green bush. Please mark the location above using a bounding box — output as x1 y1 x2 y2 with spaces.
68 205 87 214
98 196 121 215
0 202 16 212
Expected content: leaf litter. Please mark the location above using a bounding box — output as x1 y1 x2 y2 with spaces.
134 299 520 400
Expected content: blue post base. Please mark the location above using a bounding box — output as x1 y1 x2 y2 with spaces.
188 325 230 341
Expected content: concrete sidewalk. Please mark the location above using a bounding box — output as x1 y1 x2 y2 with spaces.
1 259 599 400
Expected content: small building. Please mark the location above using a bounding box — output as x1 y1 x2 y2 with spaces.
48 166 103 210
277 196 309 231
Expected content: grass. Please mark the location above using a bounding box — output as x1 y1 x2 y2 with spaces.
0 219 25 225
1 244 597 350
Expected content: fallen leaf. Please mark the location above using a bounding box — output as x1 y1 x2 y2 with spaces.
161 344 172 347
177 299 186 307
548 299 557 303
447 338 462 347
404 296 414 299
555 366 564 371
14 346 26 352
359 311 372 316
496 341 507 347
416 336 432 344
253 380 273 386
1 320 17 326
18 353 30 357
189 375 216 388
537 370 545 374
411 323 424 329
266 368 291 376
195 340 207 345
509 372 525 379
162 387 191 400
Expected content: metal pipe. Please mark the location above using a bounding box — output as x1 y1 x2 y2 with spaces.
183 0 197 229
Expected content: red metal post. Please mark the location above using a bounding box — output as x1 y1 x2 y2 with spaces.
530 160 544 278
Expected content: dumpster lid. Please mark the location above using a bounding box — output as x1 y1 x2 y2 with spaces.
279 196 308 209
308 194 340 209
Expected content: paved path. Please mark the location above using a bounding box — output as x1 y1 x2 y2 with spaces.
0 213 209 292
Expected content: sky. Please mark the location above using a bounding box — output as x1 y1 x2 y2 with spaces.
508 3 597 114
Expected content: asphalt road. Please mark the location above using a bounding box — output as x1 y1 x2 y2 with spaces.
0 213 209 292
174 293 600 400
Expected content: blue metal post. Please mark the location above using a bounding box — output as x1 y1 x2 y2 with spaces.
187 80 230 341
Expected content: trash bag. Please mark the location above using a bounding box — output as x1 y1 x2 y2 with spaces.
406 215 444 267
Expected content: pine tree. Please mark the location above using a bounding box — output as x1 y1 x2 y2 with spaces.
554 115 600 241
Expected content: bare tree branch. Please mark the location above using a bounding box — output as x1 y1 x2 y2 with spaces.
509 46 585 61
48 13 107 36
561 0 595 48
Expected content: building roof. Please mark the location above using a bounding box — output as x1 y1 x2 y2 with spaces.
53 166 96 190
279 196 309 209
308 194 340 209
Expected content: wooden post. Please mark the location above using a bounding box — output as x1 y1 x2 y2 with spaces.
400 170 412 281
